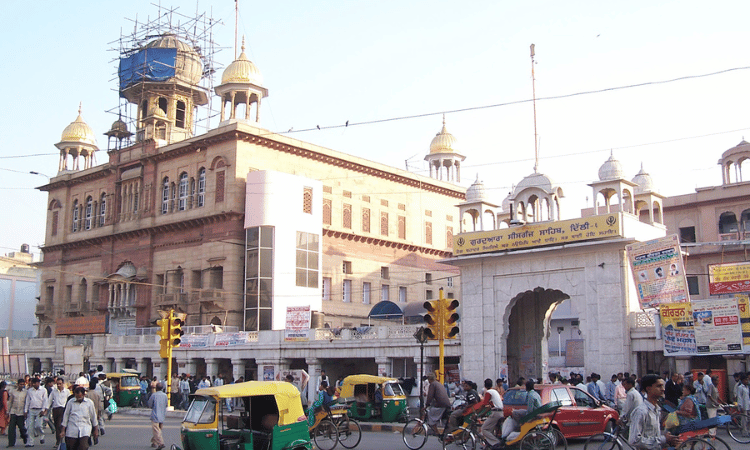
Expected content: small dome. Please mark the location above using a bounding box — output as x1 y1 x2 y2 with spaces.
466 174 487 203
429 116 458 154
632 163 654 194
113 262 137 279
149 103 167 119
221 38 263 86
143 34 203 85
598 152 624 180
515 172 555 194
110 119 129 133
60 105 97 146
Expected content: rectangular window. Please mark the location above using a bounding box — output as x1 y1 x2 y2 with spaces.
303 187 313 214
687 275 699 296
363 282 371 304
46 285 54 304
398 216 406 239
322 277 331 301
51 211 59 236
362 195 370 203
245 226 274 331
323 199 332 225
362 208 370 233
425 273 432 284
176 101 186 128
381 267 389 279
426 289 433 300
295 231 320 288
343 204 352 229
381 284 389 302
680 226 696 243
399 286 407 303
446 226 453 248
343 190 352 198
381 212 389 236
447 277 454 287
192 270 202 289
323 186 332 194
66 285 73 302
425 221 433 245
343 280 352 302
343 260 352 274
381 199 389 207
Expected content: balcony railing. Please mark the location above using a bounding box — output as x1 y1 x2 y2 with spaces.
155 293 188 306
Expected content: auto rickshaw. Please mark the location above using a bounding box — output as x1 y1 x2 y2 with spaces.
338 375 408 423
105 371 141 407
172 381 313 450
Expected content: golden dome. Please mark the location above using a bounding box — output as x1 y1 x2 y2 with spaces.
144 34 203 85
60 104 97 146
429 116 457 154
221 38 263 86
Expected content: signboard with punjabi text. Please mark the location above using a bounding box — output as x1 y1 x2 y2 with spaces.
626 234 688 309
454 213 622 256
709 262 750 295
661 298 743 356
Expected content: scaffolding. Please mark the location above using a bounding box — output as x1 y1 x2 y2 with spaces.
104 3 225 148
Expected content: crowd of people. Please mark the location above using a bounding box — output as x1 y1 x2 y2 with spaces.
417 369 750 450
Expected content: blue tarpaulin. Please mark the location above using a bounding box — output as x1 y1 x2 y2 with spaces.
118 48 177 92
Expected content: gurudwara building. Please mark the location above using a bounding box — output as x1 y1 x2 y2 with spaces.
18 11 463 383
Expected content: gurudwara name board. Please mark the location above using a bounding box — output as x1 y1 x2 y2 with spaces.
454 213 622 256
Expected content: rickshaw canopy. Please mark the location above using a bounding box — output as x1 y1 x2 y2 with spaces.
195 380 305 426
339 374 399 398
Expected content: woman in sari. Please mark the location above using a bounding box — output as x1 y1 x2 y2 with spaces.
675 383 701 426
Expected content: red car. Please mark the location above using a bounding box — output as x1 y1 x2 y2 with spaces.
502 384 619 439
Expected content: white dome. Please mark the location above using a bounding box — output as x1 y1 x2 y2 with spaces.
221 39 264 86
598 153 624 181
466 174 486 202
632 163 654 194
429 117 458 154
59 105 97 147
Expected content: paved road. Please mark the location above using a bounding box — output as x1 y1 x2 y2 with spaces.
7 413 749 450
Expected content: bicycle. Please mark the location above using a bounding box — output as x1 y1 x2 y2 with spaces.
329 404 362 449
584 423 730 450
309 406 340 450
719 404 750 444
463 408 567 450
402 408 475 450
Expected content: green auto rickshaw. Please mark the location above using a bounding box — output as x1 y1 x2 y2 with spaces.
339 375 408 423
106 371 141 407
172 381 312 450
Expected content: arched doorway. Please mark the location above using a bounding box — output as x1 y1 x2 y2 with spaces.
506 287 569 382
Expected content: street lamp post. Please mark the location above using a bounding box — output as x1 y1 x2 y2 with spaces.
414 326 428 410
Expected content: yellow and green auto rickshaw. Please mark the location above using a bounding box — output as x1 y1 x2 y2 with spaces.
172 381 312 450
339 375 408 423
105 371 141 407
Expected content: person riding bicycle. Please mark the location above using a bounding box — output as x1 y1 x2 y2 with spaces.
424 373 451 429
307 380 335 427
445 380 481 435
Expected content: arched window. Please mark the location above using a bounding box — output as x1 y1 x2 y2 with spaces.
72 200 79 232
79 278 88 304
719 211 738 236
197 168 206 207
99 193 106 226
158 97 168 114
178 172 188 211
162 177 170 214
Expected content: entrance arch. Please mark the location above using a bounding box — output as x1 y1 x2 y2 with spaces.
506 287 569 382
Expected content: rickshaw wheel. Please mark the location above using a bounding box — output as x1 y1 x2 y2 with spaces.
519 430 554 450
546 428 566 450
337 416 362 449
402 419 428 450
313 418 339 450
675 437 718 450
442 427 475 450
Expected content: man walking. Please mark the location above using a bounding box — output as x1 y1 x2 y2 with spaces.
23 377 48 447
59 386 98 450
7 378 28 447
148 382 168 450
47 377 70 448
629 375 678 450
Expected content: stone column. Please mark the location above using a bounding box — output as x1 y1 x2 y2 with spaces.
185 359 197 378
375 357 390 377
231 359 246 383
118 358 129 372
306 358 322 405
137 358 150 376
42 358 53 374
157 358 169 381
205 358 218 379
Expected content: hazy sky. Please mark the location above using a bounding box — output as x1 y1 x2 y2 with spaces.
2 0 749 258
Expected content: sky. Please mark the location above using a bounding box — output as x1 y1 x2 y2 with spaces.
2 0 750 259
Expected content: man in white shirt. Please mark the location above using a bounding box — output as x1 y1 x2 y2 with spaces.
480 378 504 446
47 377 70 448
738 375 750 436
617 377 642 426
605 374 619 407
628 375 677 450
59 386 98 450
24 377 49 447
693 372 709 405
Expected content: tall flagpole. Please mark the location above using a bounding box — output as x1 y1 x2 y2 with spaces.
531 43 539 174
235 0 239 59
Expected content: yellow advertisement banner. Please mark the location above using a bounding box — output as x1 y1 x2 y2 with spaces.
736 294 750 347
709 262 750 295
453 213 622 256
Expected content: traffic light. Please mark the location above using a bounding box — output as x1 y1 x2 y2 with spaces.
170 311 185 348
156 316 170 359
443 299 460 339
423 299 443 340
